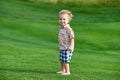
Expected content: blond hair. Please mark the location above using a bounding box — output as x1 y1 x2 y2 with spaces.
59 10 73 20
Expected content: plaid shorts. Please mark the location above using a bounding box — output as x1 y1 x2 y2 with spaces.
59 50 73 63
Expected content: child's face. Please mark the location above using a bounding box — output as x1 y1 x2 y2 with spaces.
59 14 70 27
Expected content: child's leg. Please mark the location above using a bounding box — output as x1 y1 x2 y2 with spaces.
64 63 70 73
61 63 70 75
61 62 65 72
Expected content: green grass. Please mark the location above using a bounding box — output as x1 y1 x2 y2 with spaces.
27 0 120 7
0 0 120 80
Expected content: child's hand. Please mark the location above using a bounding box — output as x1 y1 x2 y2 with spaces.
67 47 72 51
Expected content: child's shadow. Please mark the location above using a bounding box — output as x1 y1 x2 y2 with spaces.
0 68 55 74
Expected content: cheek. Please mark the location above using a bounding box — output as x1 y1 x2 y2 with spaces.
66 20 70 23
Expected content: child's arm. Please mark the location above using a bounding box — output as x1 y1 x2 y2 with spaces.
67 38 74 51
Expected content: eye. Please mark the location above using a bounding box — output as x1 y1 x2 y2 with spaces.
59 18 62 20
59 18 66 20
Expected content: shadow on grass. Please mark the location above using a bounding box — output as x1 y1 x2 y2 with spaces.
0 68 55 74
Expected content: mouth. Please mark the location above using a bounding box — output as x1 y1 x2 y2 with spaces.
61 22 64 24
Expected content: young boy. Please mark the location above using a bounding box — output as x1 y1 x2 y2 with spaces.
57 10 74 75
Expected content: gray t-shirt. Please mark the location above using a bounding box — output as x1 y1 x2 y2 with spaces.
58 24 74 51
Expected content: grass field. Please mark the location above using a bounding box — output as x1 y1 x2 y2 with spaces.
0 0 120 80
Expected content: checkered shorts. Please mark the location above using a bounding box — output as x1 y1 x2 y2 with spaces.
59 50 73 63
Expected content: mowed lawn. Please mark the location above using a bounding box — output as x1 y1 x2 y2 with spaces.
0 0 120 80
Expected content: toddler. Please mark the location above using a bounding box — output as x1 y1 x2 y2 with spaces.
57 10 74 75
